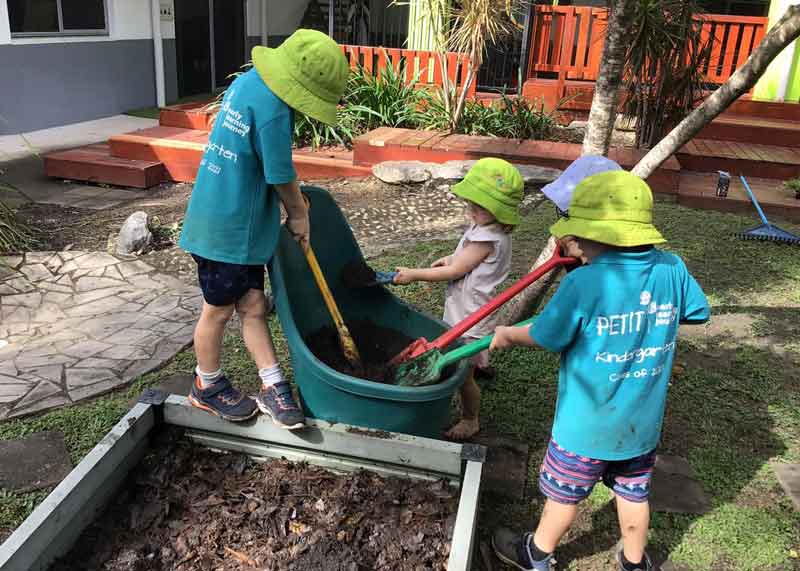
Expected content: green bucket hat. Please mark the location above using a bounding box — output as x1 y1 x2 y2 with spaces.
251 29 349 126
451 158 524 225
550 171 666 247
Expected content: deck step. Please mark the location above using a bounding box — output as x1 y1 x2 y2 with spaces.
698 115 800 147
44 143 167 189
676 139 800 180
159 102 215 132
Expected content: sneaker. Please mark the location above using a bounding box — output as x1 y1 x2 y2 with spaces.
188 375 258 422
616 544 653 571
255 381 306 429
492 529 555 571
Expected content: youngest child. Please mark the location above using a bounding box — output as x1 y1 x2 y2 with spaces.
393 157 523 440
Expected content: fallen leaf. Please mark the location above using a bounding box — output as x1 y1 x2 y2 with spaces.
288 521 311 535
314 498 326 512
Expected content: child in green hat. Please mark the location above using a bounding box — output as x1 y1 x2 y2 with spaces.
178 29 349 427
393 157 524 440
488 171 710 571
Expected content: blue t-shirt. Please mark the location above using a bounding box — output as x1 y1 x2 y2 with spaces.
178 69 296 265
531 249 709 460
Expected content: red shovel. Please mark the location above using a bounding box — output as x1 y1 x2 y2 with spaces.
390 246 579 366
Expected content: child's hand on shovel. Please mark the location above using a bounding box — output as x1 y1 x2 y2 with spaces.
286 212 310 250
393 268 417 285
490 324 536 352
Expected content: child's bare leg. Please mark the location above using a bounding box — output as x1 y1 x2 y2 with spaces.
194 301 235 374
445 370 481 440
236 289 277 369
615 495 650 565
533 499 579 553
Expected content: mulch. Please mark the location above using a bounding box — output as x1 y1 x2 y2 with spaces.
51 430 457 570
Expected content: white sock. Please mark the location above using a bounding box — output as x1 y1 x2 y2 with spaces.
195 366 222 388
259 364 284 388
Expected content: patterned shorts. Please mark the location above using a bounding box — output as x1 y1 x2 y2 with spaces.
539 439 656 504
192 255 265 307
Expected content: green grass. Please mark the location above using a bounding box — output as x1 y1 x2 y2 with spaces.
2 201 800 568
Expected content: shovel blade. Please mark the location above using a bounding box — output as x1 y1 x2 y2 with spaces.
394 349 444 387
389 337 433 366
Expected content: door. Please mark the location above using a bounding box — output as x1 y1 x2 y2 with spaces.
175 0 212 97
213 0 246 88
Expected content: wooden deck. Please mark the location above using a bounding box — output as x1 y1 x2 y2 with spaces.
678 139 800 180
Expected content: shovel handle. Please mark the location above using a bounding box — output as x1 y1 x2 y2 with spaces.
439 316 538 368
430 247 577 351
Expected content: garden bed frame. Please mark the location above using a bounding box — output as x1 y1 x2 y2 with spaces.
0 390 486 571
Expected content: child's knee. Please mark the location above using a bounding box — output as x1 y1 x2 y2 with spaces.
202 302 235 323
236 289 267 319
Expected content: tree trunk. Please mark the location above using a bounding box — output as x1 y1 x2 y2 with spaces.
581 0 636 156
633 5 800 179
495 236 560 326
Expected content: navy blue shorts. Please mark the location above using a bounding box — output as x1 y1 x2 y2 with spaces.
192 255 265 307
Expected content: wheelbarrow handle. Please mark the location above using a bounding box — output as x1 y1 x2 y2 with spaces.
438 316 538 369
430 247 578 352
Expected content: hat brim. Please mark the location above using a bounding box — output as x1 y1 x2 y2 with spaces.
550 216 665 247
452 178 520 226
252 46 338 126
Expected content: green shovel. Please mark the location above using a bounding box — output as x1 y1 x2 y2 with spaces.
394 316 537 387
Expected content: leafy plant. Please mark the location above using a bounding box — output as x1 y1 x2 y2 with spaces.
785 178 800 198
622 0 712 148
0 170 36 255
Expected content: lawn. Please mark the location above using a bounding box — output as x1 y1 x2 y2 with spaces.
1 200 799 570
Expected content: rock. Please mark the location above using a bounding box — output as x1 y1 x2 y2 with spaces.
430 160 477 180
516 165 562 185
116 212 153 256
372 161 432 184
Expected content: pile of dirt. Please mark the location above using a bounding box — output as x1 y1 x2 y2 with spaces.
52 432 457 571
340 260 378 289
304 320 415 384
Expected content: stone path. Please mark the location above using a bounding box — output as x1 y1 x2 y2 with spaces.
0 251 202 420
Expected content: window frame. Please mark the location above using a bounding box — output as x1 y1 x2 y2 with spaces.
9 0 110 38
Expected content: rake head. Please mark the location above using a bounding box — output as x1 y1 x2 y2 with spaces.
735 223 800 245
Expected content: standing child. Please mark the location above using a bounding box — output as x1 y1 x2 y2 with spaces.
489 171 710 571
393 158 523 440
178 30 349 426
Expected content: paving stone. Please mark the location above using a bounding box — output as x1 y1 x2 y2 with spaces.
152 341 187 363
104 265 124 280
55 273 75 288
149 320 185 335
74 357 127 371
123 359 163 380
118 290 158 304
42 291 72 305
103 327 162 346
69 379 122 401
772 463 800 511
64 295 126 317
25 252 55 263
22 342 60 358
37 281 73 294
169 324 196 344
26 364 64 384
142 294 180 315
0 255 23 269
0 431 72 492
72 252 120 270
12 380 62 410
66 368 117 388
18 263 52 282
99 345 151 360
56 259 79 274
126 275 166 290
30 303 68 323
3 305 31 324
74 276 127 292
0 265 19 282
0 283 18 295
0 362 17 376
15 354 77 369
650 455 711 514
0 382 33 404
161 307 195 322
471 434 530 500
150 273 189 289
2 277 36 294
86 267 106 278
8 393 70 418
3 291 42 307
45 255 64 274
61 340 113 359
117 260 155 278
68 287 129 306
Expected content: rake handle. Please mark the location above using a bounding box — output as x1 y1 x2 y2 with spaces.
438 316 538 369
739 175 770 226
430 248 577 352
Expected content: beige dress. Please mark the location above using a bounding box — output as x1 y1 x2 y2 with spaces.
443 223 512 368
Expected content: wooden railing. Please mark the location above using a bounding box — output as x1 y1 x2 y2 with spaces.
340 44 478 97
527 6 768 96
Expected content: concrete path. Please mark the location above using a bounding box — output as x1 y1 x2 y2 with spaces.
0 252 202 420
0 115 157 162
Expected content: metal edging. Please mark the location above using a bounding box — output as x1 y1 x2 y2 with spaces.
0 403 155 571
162 395 466 478
448 459 484 571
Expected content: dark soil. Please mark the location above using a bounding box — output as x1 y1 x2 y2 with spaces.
51 431 456 571
341 260 378 289
304 320 414 384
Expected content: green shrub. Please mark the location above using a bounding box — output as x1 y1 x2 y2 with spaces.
785 178 800 197
0 174 36 255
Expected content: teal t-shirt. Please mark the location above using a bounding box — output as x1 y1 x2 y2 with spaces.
178 69 296 265
531 249 710 460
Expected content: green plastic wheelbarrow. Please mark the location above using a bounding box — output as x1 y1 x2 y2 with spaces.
267 186 471 438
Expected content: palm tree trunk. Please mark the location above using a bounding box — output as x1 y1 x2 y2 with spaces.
633 5 800 179
581 0 636 156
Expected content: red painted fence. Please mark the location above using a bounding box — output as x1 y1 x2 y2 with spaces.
340 44 478 97
527 6 768 97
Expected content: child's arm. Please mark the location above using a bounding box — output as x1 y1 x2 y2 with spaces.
393 242 493 284
275 181 310 250
489 324 539 351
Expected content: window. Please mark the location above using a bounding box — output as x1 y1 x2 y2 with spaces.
9 0 108 36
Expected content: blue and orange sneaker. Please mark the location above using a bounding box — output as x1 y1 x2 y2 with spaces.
188 375 257 422
492 529 556 571
255 381 305 429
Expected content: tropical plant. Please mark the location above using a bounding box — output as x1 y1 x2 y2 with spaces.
621 0 711 149
784 177 800 199
0 175 36 255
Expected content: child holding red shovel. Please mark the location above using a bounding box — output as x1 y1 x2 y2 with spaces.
178 30 349 427
393 158 524 440
488 171 710 571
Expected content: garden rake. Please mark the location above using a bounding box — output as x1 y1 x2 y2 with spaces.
736 176 800 245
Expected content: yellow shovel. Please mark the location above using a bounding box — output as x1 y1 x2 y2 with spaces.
299 197 363 373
